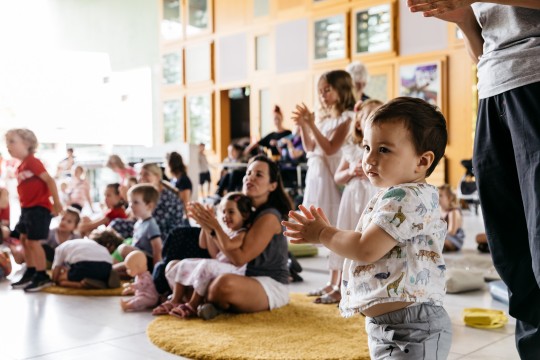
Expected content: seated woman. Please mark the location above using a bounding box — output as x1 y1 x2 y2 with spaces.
186 155 293 318
110 163 188 240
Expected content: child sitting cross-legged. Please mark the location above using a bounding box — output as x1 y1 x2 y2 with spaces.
152 192 252 319
51 229 123 289
113 184 162 275
283 97 452 359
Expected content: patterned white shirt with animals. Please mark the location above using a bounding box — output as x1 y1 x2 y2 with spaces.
340 183 447 318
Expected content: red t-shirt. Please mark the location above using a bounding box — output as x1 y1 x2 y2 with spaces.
16 154 52 210
105 206 127 225
0 203 9 224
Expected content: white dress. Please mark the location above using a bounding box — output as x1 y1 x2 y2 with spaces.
302 111 354 226
329 142 377 270
166 229 247 297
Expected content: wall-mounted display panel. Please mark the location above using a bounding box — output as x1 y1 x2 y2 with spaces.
276 19 309 74
255 34 270 71
187 0 212 37
163 98 184 143
162 51 182 85
187 93 212 148
185 42 212 84
161 0 182 41
352 1 396 58
259 88 272 137
313 13 347 62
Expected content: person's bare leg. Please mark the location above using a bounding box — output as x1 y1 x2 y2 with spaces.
207 274 270 313
186 291 205 311
59 280 84 288
21 236 35 268
26 241 46 271
171 282 187 304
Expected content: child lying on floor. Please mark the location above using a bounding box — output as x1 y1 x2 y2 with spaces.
51 229 123 289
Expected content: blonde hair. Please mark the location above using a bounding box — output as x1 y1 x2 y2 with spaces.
141 163 163 179
350 99 383 145
438 184 458 208
106 154 127 170
5 129 38 154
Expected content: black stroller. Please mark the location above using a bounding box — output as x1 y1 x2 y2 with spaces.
457 159 480 214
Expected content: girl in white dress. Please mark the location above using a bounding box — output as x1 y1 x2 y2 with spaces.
292 70 356 302
152 192 252 318
321 100 383 304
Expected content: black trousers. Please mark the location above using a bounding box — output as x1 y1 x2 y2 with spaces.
474 81 540 360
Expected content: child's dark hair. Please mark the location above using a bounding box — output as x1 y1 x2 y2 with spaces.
368 97 447 177
167 151 187 176
89 229 124 254
248 155 293 219
128 184 159 205
65 206 81 226
273 105 283 117
106 183 125 208
221 192 253 224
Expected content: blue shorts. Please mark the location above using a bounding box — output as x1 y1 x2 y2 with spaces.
14 206 52 241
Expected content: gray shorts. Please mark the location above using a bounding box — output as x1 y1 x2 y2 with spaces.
365 303 452 360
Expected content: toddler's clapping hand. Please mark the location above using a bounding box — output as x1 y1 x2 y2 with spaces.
282 205 331 245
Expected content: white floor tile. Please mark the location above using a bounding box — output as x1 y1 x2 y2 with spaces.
106 333 187 359
24 342 165 360
459 334 520 360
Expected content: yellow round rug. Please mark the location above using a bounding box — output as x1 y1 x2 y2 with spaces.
42 284 124 296
147 293 369 360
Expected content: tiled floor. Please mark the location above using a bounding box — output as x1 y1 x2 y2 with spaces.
0 208 520 360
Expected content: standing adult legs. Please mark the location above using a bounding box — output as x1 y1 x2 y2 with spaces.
474 82 540 359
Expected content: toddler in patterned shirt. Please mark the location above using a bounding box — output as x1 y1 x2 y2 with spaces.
284 97 452 360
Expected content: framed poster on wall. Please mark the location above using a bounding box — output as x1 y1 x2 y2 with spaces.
398 58 446 111
352 1 396 58
313 13 346 62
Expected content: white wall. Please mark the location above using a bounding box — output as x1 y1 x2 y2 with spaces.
399 0 448 56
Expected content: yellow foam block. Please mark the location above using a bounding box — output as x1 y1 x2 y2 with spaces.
463 308 508 329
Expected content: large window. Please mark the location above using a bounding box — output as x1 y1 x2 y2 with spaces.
161 0 182 41
163 99 183 143
187 94 211 146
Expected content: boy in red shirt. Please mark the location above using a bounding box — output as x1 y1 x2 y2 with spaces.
5 129 62 292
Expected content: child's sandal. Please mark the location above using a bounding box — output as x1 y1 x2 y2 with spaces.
169 303 197 319
307 282 333 297
152 300 178 316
